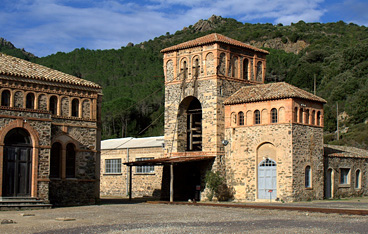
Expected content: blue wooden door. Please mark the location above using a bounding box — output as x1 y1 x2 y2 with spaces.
258 159 277 199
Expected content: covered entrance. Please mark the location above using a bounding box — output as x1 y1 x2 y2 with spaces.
258 158 277 199
124 156 214 202
2 128 33 197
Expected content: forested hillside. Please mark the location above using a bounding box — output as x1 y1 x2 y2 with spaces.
1 16 368 148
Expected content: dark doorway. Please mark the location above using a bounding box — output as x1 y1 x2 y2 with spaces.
325 168 333 199
3 128 32 197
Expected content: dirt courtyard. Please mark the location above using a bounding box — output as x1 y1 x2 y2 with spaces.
0 199 367 234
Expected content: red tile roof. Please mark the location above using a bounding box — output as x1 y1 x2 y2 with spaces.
224 82 327 105
0 53 101 89
160 33 269 54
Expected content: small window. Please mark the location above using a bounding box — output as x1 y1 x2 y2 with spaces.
254 110 260 124
1 90 10 107
181 60 188 79
271 108 278 123
49 96 58 115
136 158 154 173
71 99 79 117
311 110 316 125
317 111 321 126
299 108 303 123
243 59 249 80
66 143 76 178
105 159 122 174
238 111 244 125
340 168 350 185
26 93 35 109
294 107 298 122
305 166 311 188
305 109 310 124
355 169 361 189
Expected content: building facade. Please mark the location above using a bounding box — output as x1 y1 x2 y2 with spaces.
100 136 164 197
0 53 102 206
103 33 368 202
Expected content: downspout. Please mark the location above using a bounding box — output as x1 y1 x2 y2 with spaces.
126 147 130 197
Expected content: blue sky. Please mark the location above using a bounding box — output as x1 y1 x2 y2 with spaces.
1 0 367 57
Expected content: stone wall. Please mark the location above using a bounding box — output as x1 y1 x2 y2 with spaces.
100 147 164 197
291 124 324 201
325 155 368 198
224 123 293 201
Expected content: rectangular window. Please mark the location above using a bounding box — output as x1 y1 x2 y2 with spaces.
340 168 350 185
136 158 154 174
105 159 122 174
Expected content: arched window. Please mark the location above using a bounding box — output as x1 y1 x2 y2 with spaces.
243 59 249 80
256 61 263 82
311 110 316 125
317 111 321 126
230 56 238 78
26 93 35 109
49 96 58 115
1 90 10 107
294 107 298 122
254 110 260 124
238 111 244 125
355 169 361 189
50 142 62 178
231 112 237 126
66 143 76 178
305 166 311 188
193 58 200 78
299 108 303 123
305 109 310 124
181 60 188 79
271 108 278 123
71 99 79 117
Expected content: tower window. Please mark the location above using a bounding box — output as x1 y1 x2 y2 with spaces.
1 90 10 107
254 110 260 124
271 108 278 123
238 111 244 125
49 96 58 115
71 99 79 117
26 93 35 109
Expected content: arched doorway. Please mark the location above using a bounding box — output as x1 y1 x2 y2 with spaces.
3 128 33 197
258 158 277 199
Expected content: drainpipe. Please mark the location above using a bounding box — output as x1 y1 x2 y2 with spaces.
126 148 130 197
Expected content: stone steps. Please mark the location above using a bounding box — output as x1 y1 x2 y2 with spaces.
0 197 52 211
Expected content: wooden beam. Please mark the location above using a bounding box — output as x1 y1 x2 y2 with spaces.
170 163 174 203
129 165 132 201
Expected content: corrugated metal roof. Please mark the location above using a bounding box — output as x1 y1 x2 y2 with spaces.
101 136 164 150
0 53 101 89
160 33 269 54
224 82 327 105
124 156 215 166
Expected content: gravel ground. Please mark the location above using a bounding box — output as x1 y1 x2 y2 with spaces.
0 202 367 234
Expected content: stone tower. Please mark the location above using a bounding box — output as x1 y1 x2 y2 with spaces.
161 33 269 160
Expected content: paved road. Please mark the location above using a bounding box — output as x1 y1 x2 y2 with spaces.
1 201 367 233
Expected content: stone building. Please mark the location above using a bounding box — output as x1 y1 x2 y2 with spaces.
114 33 368 202
0 53 102 206
100 136 164 197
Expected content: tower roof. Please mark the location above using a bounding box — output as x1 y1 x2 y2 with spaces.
0 53 101 89
224 82 327 105
160 33 269 54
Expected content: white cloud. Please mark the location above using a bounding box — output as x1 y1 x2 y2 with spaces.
4 0 365 57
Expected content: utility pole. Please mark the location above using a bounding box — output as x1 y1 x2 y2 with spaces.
336 102 339 140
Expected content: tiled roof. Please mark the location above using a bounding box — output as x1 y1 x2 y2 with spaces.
224 82 327 105
160 33 269 54
0 53 101 89
101 136 164 150
324 144 368 159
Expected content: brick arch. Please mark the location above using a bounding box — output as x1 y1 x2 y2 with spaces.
166 59 174 82
36 93 48 110
191 55 201 78
179 57 189 80
81 98 91 119
24 91 36 109
0 119 40 147
13 89 24 108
